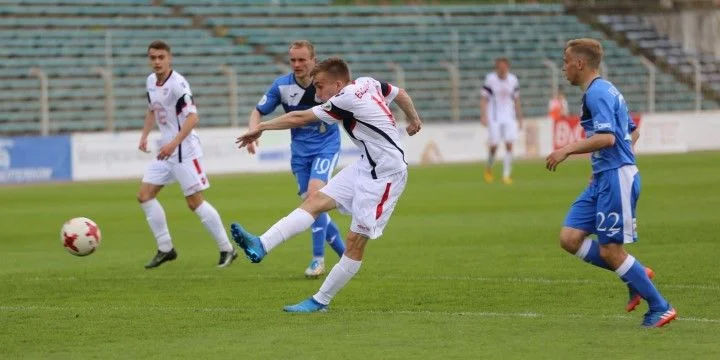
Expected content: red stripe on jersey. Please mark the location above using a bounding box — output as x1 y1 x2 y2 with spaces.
375 182 392 220
324 109 341 120
371 95 395 125
192 158 202 174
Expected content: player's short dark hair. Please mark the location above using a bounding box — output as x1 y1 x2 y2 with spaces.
566 38 603 69
310 57 351 82
147 40 171 54
289 40 315 59
495 57 510 66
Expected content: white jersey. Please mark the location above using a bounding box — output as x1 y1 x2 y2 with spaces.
313 77 405 179
146 70 202 162
481 72 520 123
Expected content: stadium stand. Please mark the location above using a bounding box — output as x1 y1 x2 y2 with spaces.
596 14 720 102
0 0 278 134
0 0 716 135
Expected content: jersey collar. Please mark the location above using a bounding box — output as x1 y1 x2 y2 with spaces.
292 73 312 90
156 69 174 87
584 76 602 93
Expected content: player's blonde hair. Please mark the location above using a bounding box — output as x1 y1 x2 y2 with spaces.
566 38 603 69
289 40 315 59
147 40 171 54
310 57 351 82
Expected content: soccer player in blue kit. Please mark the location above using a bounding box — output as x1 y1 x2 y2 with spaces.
246 40 345 278
546 39 676 327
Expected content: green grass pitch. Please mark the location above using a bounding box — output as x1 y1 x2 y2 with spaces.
1 152 719 359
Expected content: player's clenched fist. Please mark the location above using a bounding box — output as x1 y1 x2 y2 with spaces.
406 118 422 136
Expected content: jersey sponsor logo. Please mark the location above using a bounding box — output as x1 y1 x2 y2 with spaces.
354 81 371 98
594 123 611 131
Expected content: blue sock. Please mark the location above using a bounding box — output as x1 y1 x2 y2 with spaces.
616 255 669 312
575 238 612 270
325 215 345 257
311 212 328 258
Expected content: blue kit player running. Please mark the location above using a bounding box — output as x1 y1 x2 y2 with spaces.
546 38 676 328
246 40 345 278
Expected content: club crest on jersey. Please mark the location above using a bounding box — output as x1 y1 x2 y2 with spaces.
163 88 170 96
258 95 268 106
319 122 327 133
322 101 332 111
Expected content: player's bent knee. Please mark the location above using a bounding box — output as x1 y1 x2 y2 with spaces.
559 228 584 254
598 244 626 264
343 232 369 260
137 191 153 204
301 191 335 217
185 192 204 211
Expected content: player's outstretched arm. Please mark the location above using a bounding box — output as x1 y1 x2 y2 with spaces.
138 109 154 153
545 133 615 171
394 88 423 136
246 108 263 154
236 110 318 149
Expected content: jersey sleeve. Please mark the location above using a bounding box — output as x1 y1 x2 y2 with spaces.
173 79 197 118
312 93 353 125
256 82 281 115
480 75 493 98
146 91 152 110
628 113 638 133
513 77 520 99
379 82 400 103
586 90 615 134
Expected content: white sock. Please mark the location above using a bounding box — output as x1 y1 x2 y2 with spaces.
503 151 513 178
615 255 636 277
313 255 362 305
194 201 233 252
260 208 315 253
140 199 173 252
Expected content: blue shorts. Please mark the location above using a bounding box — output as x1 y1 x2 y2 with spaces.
564 165 640 244
291 152 340 197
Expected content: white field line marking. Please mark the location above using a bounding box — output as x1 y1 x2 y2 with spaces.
7 274 720 291
0 305 718 324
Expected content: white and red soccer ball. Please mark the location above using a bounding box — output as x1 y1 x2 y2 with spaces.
61 217 102 256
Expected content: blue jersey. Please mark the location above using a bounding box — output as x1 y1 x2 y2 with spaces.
256 73 341 158
580 77 637 174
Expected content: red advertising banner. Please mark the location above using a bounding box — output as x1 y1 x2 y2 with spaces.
552 114 642 150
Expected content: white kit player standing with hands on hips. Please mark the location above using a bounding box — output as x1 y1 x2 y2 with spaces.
137 40 237 269
480 57 524 185
232 57 423 312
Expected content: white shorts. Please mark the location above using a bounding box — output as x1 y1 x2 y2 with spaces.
141 157 210 196
320 161 407 240
488 120 518 146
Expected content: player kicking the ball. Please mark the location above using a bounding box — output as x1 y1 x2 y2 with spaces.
546 38 675 327
138 40 237 269
232 57 423 312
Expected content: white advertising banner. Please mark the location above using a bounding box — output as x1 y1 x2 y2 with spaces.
71 128 360 181
70 112 720 181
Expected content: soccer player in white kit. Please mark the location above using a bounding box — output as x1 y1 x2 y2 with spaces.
137 41 237 269
480 57 524 185
232 57 423 312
